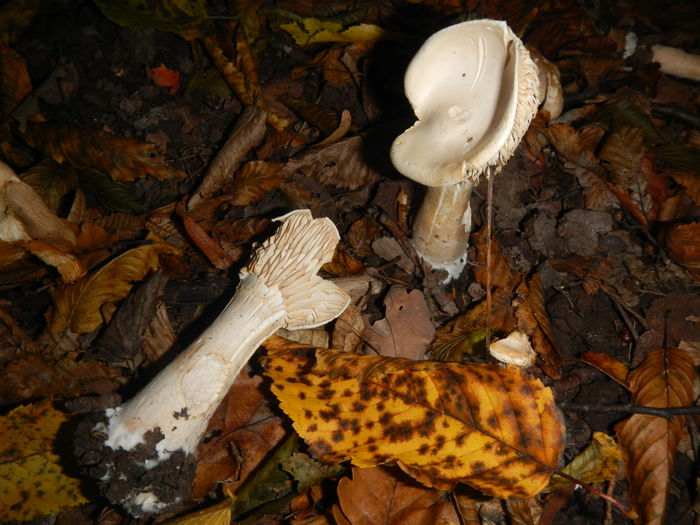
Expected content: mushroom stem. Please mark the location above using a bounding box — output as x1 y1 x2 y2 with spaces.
412 182 473 278
652 45 700 82
85 210 350 517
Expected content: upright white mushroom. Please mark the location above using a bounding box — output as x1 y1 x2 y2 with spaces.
86 210 350 516
391 20 558 280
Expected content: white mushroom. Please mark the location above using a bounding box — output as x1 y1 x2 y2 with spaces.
391 20 554 280
92 209 350 516
651 45 700 82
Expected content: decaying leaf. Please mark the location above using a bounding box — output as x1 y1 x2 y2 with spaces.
364 285 434 360
0 44 31 117
24 121 186 181
47 233 179 334
332 466 450 525
548 432 623 490
580 351 630 388
0 399 88 521
229 160 288 206
94 0 208 40
617 348 695 525
193 374 286 500
282 452 344 490
281 18 389 46
146 63 180 94
665 222 700 283
264 337 565 498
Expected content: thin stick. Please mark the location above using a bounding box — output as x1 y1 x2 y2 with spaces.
561 402 700 420
485 166 494 347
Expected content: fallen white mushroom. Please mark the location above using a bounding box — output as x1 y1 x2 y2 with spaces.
91 209 350 516
391 20 560 280
651 44 700 83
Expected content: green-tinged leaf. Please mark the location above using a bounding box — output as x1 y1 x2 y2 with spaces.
281 18 390 46
47 233 179 333
651 143 700 175
547 432 623 490
93 0 208 40
77 169 145 213
0 399 88 521
282 452 345 490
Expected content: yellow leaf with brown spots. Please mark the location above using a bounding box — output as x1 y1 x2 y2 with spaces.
263 337 565 499
0 399 88 521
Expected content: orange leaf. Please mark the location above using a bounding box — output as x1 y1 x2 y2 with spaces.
263 337 565 498
146 63 180 94
665 222 700 283
580 351 630 388
616 348 695 525
229 160 288 206
183 215 233 270
331 466 450 525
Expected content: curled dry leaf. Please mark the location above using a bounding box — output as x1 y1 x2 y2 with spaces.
616 348 695 525
47 233 179 334
23 121 186 181
664 222 700 283
580 350 630 388
264 337 565 498
332 466 450 525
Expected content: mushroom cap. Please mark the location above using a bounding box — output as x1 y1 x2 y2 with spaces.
390 19 540 187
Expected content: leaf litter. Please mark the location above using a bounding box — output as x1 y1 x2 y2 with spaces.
0 0 699 523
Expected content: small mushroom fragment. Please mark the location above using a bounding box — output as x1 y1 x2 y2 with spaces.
488 331 536 368
80 210 350 517
391 20 560 280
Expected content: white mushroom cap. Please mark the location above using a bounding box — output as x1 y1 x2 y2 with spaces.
391 19 540 187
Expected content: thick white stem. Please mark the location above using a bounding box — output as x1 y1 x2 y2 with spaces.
103 273 285 463
412 182 473 281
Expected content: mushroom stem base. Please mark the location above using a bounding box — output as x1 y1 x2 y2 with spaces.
412 183 473 281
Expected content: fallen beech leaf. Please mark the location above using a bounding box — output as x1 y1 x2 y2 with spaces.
279 94 339 134
322 243 365 276
93 0 208 40
364 285 434 360
146 63 180 94
580 351 630 388
665 222 700 283
281 18 389 46
549 256 616 295
47 233 179 333
284 136 380 190
24 121 186 181
666 167 700 206
332 466 449 525
548 432 623 490
166 501 232 525
187 104 267 210
264 337 565 498
0 399 88 521
193 374 286 500
0 44 31 116
616 348 695 525
229 160 288 207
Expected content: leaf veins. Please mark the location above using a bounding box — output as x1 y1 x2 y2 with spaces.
263 337 565 499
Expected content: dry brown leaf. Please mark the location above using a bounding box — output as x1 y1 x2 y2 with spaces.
182 215 234 270
264 337 565 498
664 222 700 283
23 121 186 181
141 299 175 364
229 160 288 206
279 94 339 134
549 256 616 295
616 348 695 525
47 233 179 334
187 105 267 210
347 216 382 258
514 273 562 379
331 466 450 525
666 167 700 206
284 136 379 190
0 44 31 117
193 374 286 500
364 285 435 360
322 243 365 276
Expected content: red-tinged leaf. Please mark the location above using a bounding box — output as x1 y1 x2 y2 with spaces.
146 63 180 94
664 222 700 283
616 348 695 525
182 215 233 270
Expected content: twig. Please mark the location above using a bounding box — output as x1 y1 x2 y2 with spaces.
561 402 700 420
485 166 494 347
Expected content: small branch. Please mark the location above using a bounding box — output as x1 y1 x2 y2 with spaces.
561 402 700 420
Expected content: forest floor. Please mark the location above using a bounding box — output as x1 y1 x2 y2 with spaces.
1 0 700 524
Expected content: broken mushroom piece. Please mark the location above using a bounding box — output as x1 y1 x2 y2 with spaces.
80 210 350 517
391 20 556 280
651 45 700 83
